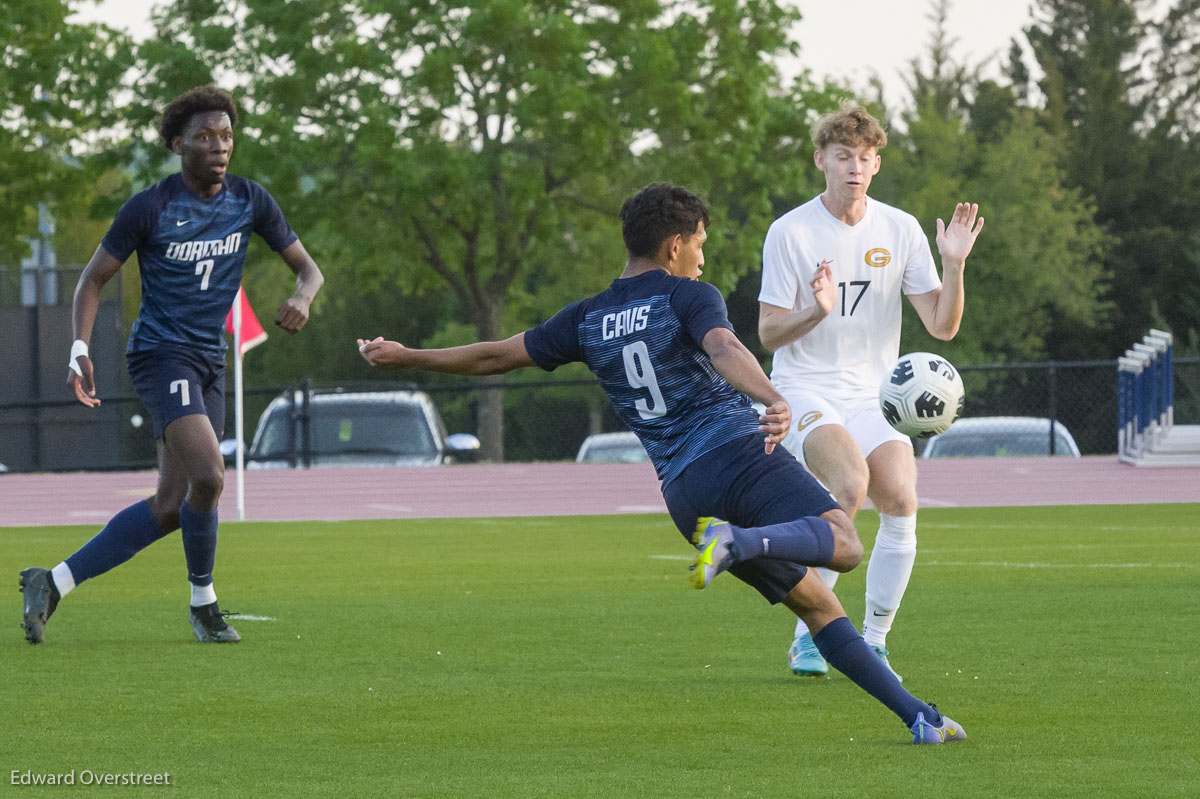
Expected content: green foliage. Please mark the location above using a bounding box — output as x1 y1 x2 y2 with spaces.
1021 0 1200 353
870 4 1111 364
0 1 133 263
883 107 1110 363
122 0 843 458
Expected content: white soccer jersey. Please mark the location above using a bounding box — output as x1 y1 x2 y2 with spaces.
759 195 941 400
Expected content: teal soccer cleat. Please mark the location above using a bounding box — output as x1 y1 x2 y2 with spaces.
788 632 829 677
689 517 735 589
871 645 903 683
910 706 966 745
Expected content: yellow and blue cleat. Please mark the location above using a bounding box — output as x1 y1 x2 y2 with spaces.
689 517 735 589
910 706 966 745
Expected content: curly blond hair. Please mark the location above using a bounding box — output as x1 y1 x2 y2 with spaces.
812 105 887 150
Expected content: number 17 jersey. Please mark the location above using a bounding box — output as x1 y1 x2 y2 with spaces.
101 172 298 357
759 195 940 401
524 270 761 486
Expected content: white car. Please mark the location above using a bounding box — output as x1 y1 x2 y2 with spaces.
920 416 1081 458
575 431 650 464
246 389 480 468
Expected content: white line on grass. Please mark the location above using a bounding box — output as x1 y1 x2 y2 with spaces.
226 614 278 621
920 560 1196 569
918 543 1198 553
920 523 1196 533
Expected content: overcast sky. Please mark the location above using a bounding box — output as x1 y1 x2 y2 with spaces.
73 0 1036 106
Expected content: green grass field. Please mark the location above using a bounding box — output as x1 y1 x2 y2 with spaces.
4 504 1199 798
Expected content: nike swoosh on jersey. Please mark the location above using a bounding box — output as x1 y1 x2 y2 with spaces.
176 220 189 227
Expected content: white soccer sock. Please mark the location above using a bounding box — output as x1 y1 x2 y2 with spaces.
51 562 76 598
863 513 917 649
190 582 218 608
793 567 840 639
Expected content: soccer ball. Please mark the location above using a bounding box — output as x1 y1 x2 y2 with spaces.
879 352 965 438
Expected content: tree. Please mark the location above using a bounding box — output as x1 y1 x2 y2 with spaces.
0 1 132 265
1021 0 1200 353
130 0 840 460
873 0 1110 364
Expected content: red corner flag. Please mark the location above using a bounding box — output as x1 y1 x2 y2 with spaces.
225 285 268 356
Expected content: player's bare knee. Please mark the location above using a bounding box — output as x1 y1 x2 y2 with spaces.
825 511 863 572
189 469 225 505
830 471 869 517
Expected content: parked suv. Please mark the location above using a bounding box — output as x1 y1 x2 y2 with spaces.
246 389 480 468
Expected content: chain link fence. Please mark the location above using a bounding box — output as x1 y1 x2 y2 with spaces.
2 358 1197 472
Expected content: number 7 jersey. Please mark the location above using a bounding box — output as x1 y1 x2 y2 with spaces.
523 270 761 485
101 173 298 356
759 196 941 401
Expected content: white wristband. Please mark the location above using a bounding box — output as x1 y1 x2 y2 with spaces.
69 340 89 377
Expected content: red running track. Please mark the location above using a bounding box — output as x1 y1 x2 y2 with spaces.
0 456 1196 527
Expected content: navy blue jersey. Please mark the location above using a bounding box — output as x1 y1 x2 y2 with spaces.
525 270 761 485
102 173 298 356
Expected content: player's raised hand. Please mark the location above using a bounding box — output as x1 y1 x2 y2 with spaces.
935 202 984 265
810 260 835 317
67 355 101 408
275 295 311 334
357 337 405 369
758 398 792 454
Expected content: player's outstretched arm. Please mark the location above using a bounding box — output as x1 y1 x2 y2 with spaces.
67 245 124 408
276 240 324 334
357 332 536 376
912 203 984 341
701 327 791 453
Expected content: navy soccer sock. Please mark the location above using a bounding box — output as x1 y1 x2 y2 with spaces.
728 516 835 565
64 500 167 584
179 502 218 588
813 617 939 728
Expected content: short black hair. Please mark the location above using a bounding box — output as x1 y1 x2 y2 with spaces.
619 183 711 258
159 86 238 150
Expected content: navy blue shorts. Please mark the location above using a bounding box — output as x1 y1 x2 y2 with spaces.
127 347 225 440
662 434 840 604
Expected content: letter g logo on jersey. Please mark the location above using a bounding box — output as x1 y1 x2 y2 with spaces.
796 410 823 432
864 248 891 267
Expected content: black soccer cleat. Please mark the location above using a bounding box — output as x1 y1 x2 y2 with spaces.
20 567 60 645
188 601 242 643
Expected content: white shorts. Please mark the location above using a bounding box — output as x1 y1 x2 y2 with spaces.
778 388 911 469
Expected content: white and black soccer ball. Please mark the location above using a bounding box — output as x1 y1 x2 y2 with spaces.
879 352 965 438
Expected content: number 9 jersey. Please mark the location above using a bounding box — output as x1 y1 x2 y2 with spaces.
523 270 761 486
101 173 298 357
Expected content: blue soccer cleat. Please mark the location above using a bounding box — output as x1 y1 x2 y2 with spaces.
689 517 735 589
910 706 966 745
871 645 903 683
788 632 829 677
